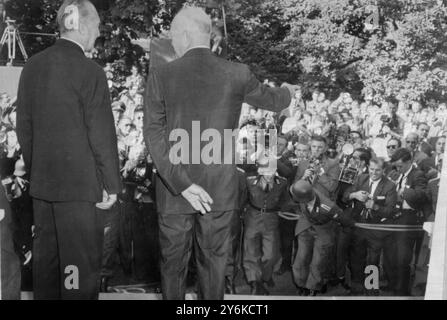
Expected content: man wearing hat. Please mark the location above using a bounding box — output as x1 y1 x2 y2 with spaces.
242 159 288 295
290 180 348 296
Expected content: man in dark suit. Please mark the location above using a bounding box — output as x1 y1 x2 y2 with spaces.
417 122 433 157
143 7 297 300
343 158 397 295
419 136 445 178
389 148 428 296
16 0 121 299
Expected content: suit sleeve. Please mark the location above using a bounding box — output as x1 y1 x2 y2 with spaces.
403 170 428 206
242 65 291 112
84 67 122 194
143 69 193 195
16 70 32 172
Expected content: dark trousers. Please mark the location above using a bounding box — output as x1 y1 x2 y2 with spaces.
32 199 104 300
242 210 280 283
350 228 393 292
391 212 424 296
1 191 21 300
278 217 296 268
158 210 234 300
99 203 120 278
225 209 242 279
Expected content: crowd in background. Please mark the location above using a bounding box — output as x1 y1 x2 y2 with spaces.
1 65 446 296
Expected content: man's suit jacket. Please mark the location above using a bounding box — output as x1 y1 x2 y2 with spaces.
16 39 121 202
400 167 428 212
144 48 291 215
294 156 340 200
419 155 440 179
419 141 433 157
413 150 428 167
343 173 397 224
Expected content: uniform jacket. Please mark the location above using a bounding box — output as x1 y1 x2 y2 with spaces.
294 155 340 200
16 39 121 202
245 174 288 212
295 189 344 236
144 48 291 214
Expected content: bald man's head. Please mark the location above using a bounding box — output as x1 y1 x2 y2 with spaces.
57 0 100 52
170 7 211 57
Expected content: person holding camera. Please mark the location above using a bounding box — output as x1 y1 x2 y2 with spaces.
294 135 340 201
343 158 397 295
289 180 349 296
388 148 428 296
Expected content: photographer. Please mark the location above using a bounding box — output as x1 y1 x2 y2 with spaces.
389 148 428 296
295 135 340 201
344 158 397 295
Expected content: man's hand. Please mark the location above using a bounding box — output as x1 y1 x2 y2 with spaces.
281 83 301 98
181 184 214 215
96 190 117 210
351 191 369 202
302 169 314 180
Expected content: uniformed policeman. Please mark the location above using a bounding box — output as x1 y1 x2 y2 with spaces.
242 163 288 295
290 180 348 296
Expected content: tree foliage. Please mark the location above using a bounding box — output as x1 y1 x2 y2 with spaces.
2 0 446 106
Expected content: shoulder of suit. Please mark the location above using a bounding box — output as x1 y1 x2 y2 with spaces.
237 166 246 173
428 177 440 184
247 176 257 182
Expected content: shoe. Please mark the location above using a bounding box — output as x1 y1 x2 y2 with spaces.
264 278 275 288
225 276 236 295
309 289 320 296
340 280 351 291
296 286 310 296
99 276 109 293
366 289 380 296
249 281 269 295
328 277 342 287
275 263 291 276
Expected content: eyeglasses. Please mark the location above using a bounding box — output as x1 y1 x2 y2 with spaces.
406 141 417 144
387 145 398 149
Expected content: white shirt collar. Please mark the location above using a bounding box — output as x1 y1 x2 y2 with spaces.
61 37 85 52
185 45 210 54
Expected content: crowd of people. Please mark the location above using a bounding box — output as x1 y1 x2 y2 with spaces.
231 84 445 297
1 62 446 296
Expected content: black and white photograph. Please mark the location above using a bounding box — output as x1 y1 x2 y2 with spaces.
1 0 447 302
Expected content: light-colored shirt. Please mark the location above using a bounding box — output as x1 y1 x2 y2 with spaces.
369 178 380 196
184 45 210 55
397 166 414 210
